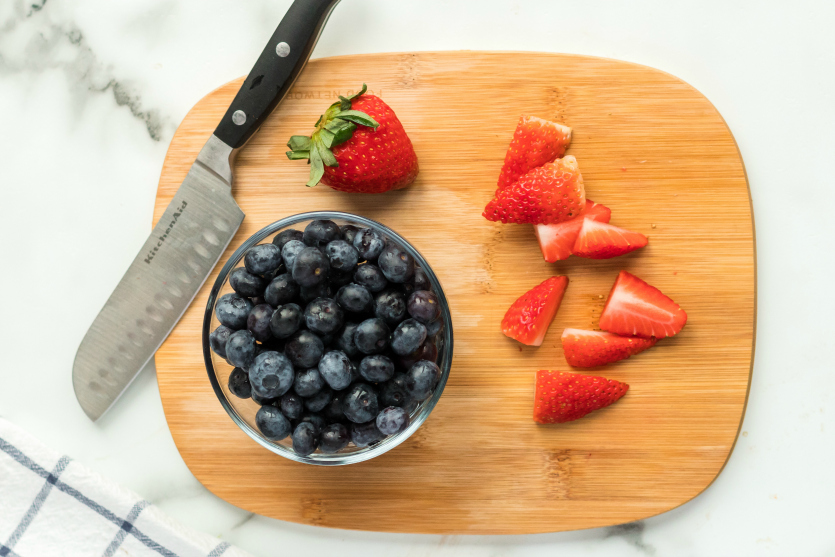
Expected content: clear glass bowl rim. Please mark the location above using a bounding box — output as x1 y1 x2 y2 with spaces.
202 211 454 466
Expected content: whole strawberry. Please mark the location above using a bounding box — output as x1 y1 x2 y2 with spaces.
286 84 419 193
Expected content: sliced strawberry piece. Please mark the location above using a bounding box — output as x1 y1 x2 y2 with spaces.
561 328 657 368
572 219 648 259
599 271 687 339
502 276 568 346
484 156 585 225
533 370 629 424
534 200 611 262
497 116 572 191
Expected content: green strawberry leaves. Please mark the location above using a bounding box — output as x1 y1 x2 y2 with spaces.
285 84 379 187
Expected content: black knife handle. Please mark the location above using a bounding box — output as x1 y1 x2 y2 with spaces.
214 0 341 149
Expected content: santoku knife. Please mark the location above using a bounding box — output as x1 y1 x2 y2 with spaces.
73 0 342 421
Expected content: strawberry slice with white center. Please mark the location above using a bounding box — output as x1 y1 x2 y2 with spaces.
561 328 657 368
534 200 611 262
501 276 568 346
572 219 648 259
599 271 687 339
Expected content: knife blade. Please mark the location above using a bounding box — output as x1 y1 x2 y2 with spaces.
73 0 342 421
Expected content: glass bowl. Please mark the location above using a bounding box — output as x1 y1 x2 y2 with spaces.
202 211 453 466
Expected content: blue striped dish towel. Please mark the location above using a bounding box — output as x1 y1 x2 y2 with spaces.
0 418 252 557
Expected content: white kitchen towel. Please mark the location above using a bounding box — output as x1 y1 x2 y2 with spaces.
0 419 253 557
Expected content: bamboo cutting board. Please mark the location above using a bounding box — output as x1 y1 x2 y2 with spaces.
153 52 755 534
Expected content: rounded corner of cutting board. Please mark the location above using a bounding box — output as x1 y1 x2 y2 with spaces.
154 51 755 535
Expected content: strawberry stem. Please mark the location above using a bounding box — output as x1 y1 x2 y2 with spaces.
285 83 380 188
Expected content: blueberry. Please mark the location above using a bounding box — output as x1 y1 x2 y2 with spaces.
413 268 431 292
245 244 283 276
305 386 333 413
426 319 443 338
281 239 306 270
379 373 410 408
335 283 373 314
247 303 275 342
269 303 302 339
272 229 304 251
284 330 324 368
376 406 409 435
317 350 352 390
319 423 350 454
294 367 325 398
374 290 407 326
264 273 299 307
353 228 386 261
256 405 291 441
325 240 359 273
299 413 327 434
353 264 388 293
406 360 441 402
350 421 385 448
300 282 332 303
228 368 252 399
226 330 257 369
292 422 319 456
391 319 428 356
229 268 267 298
354 318 391 355
378 242 415 283
304 219 341 247
343 383 380 423
303 298 344 335
340 225 361 245
323 392 346 422
334 322 361 358
251 391 278 406
248 351 294 399
359 355 395 383
292 247 330 288
215 293 253 330
407 290 442 324
210 325 233 359
279 392 304 421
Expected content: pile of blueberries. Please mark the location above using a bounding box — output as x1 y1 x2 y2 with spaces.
209 219 444 456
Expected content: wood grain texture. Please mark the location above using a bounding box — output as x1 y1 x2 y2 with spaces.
153 52 755 534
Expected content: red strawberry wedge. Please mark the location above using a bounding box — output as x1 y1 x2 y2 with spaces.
484 156 585 225
534 200 611 262
572 219 648 259
497 116 572 191
599 271 687 339
561 328 657 368
533 370 629 424
502 276 569 346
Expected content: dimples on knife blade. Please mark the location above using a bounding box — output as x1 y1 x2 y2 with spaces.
73 152 244 421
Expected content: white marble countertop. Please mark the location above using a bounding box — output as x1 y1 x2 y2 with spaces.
1 0 832 554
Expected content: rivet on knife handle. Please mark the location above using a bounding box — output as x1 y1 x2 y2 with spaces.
214 0 342 150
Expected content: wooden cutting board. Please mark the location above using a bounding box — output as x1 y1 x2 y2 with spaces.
153 51 755 534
